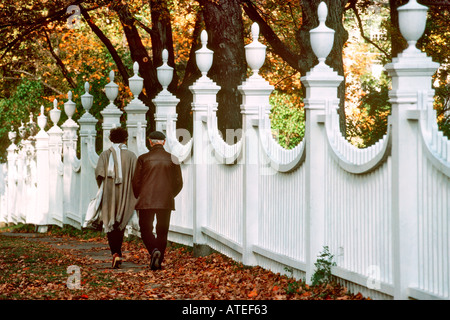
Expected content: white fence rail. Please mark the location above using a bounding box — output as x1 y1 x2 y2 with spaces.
0 1 448 300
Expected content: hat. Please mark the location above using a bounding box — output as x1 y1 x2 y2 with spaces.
148 131 166 140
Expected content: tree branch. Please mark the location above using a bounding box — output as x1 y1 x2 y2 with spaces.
133 18 158 39
43 29 77 89
344 0 359 11
419 0 450 5
79 4 129 86
112 0 159 130
0 24 42 60
0 3 87 58
273 70 300 88
287 2 298 30
10 70 64 95
351 5 391 60
241 0 303 72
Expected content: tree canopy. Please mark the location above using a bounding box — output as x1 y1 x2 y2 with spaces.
0 0 449 161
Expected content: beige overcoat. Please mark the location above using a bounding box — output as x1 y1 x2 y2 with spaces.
95 146 137 233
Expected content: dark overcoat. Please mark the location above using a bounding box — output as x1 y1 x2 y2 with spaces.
132 144 183 210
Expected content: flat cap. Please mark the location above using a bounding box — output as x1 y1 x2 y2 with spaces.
148 131 166 140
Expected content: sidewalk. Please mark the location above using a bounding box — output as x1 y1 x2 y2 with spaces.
0 229 369 300
1 231 147 272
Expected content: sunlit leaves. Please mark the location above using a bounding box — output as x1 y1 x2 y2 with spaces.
270 90 304 149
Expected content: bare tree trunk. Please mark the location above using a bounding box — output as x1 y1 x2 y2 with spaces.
198 0 247 134
113 1 159 131
149 0 179 94
243 0 349 135
296 0 349 134
241 0 302 71
175 11 204 133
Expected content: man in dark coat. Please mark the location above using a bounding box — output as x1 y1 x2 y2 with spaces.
132 131 183 270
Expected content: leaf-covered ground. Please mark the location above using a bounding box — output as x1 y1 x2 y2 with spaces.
0 226 369 300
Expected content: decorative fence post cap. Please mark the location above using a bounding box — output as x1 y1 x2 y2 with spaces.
129 61 144 98
27 112 38 137
105 70 119 103
310 2 334 68
157 49 174 91
195 30 214 77
19 121 26 139
64 91 76 119
245 22 266 78
81 81 93 114
8 126 16 144
49 98 61 127
28 112 34 124
37 105 47 131
397 0 428 54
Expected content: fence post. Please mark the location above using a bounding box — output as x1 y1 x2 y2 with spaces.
34 106 50 230
153 49 179 136
6 127 18 225
0 163 6 227
61 91 79 227
102 70 123 151
22 116 39 225
16 123 26 223
190 30 219 256
384 0 439 299
124 62 148 156
238 23 273 266
79 82 99 224
300 2 343 284
48 99 64 227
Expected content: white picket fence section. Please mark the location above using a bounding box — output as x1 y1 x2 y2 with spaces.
0 1 448 300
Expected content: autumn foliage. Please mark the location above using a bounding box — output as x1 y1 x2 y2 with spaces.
0 0 448 160
0 227 368 300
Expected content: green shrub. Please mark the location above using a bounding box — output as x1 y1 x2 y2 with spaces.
311 246 336 286
269 90 305 149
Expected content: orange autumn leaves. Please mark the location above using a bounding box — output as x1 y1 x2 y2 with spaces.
0 227 369 300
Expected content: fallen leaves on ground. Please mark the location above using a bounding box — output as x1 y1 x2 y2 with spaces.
0 232 369 300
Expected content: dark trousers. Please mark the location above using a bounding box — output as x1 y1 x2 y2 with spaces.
107 224 126 257
138 209 171 265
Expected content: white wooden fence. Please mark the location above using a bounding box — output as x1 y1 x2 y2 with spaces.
0 1 448 300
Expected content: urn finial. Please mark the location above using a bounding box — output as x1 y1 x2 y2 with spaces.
397 0 428 54
64 90 76 119
37 105 47 131
105 70 119 104
245 22 266 78
8 126 16 144
129 61 144 98
310 2 334 67
196 30 214 77
81 81 93 113
157 49 173 91
50 99 61 127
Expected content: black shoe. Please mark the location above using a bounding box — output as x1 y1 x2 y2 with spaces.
150 249 161 270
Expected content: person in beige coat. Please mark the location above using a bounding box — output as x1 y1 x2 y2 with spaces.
95 127 137 268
